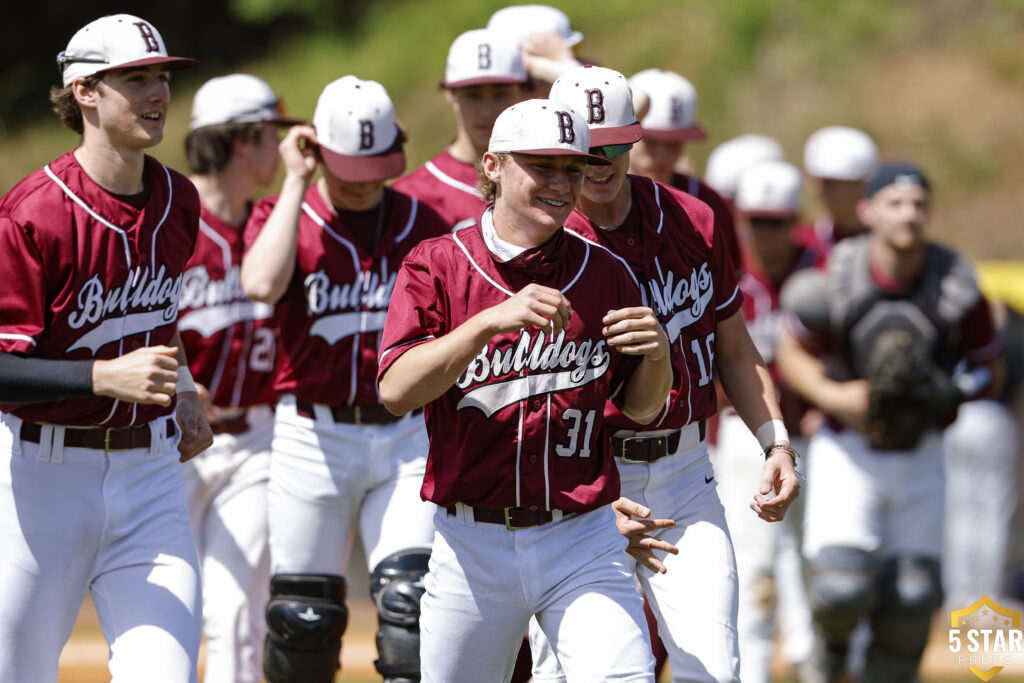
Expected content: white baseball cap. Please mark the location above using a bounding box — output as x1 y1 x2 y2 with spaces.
488 99 609 165
803 126 878 181
704 134 785 200
486 5 584 47
313 76 406 183
58 14 199 87
735 160 803 219
628 68 706 142
190 74 304 131
549 66 641 147
443 29 528 89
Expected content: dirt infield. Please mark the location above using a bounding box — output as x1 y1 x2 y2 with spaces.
57 595 1024 682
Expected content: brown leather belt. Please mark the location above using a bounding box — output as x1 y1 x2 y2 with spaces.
612 421 706 463
20 418 175 451
209 413 250 435
295 400 419 425
447 505 560 530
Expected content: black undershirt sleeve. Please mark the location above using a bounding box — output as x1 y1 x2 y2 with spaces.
0 352 95 404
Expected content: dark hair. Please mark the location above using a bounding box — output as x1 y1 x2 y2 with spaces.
185 122 265 174
49 75 102 134
865 161 931 198
475 152 509 204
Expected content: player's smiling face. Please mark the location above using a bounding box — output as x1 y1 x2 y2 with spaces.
860 184 930 252
448 83 525 153
84 65 171 150
489 153 585 236
583 145 631 204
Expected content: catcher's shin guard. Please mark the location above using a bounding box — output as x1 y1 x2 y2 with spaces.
371 550 430 682
263 573 348 683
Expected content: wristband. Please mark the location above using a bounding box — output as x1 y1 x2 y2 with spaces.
755 419 789 451
764 442 798 462
176 366 198 394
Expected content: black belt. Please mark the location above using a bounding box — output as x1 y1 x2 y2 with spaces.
612 421 706 463
20 418 175 451
208 413 250 435
447 505 559 530
295 400 420 425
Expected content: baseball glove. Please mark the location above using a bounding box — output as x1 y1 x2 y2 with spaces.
864 329 961 450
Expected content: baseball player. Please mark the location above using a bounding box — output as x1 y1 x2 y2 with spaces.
527 65 800 683
704 134 785 204
0 14 211 682
179 73 302 683
626 68 743 275
715 160 821 683
378 98 671 683
392 28 528 231
240 76 448 683
795 126 878 254
776 162 1004 682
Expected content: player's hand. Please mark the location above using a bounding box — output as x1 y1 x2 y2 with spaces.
612 496 678 574
603 307 669 361
821 379 870 432
92 346 179 406
175 390 214 463
520 33 581 84
750 448 801 523
486 283 573 336
279 124 319 182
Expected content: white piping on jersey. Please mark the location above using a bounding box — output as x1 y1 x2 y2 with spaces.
516 402 524 508
0 333 36 346
651 178 666 235
379 334 436 367
562 229 643 296
198 218 237 401
452 217 477 232
301 202 370 407
716 285 740 311
394 197 418 244
452 231 515 297
543 393 551 510
425 160 484 199
45 161 174 427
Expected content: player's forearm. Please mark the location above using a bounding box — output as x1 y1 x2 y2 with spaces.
775 329 835 410
240 174 306 304
379 313 498 415
620 353 671 424
0 351 95 403
716 312 783 433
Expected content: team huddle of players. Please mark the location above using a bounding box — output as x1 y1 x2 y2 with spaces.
0 5 1008 683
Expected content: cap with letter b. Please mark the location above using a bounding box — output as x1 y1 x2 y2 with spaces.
313 76 406 183
548 66 641 147
488 99 609 165
443 29 527 89
190 74 304 131
58 14 199 87
628 68 706 142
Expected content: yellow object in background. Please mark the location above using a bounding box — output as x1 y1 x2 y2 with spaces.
977 261 1024 314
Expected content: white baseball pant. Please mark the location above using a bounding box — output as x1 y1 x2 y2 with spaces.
714 409 814 683
0 411 202 683
530 423 740 683
183 405 272 683
803 425 944 560
943 399 1019 607
267 395 435 576
423 504 655 682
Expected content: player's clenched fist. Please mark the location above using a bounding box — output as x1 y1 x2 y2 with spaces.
484 283 573 336
603 306 669 360
92 345 179 406
175 391 214 463
279 124 320 182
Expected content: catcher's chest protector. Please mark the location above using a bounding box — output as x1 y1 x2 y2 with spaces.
826 236 981 380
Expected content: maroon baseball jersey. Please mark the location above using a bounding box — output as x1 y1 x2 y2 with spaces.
177 205 277 408
0 151 200 426
244 186 448 406
738 243 825 431
391 149 485 231
565 175 743 431
377 218 644 512
670 171 743 276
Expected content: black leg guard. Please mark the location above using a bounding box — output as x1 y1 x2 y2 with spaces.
371 550 430 682
863 556 942 683
263 573 348 683
808 546 878 682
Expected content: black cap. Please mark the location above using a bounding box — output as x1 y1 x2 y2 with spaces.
865 161 931 198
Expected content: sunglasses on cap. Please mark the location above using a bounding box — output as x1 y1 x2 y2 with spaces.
589 143 632 159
